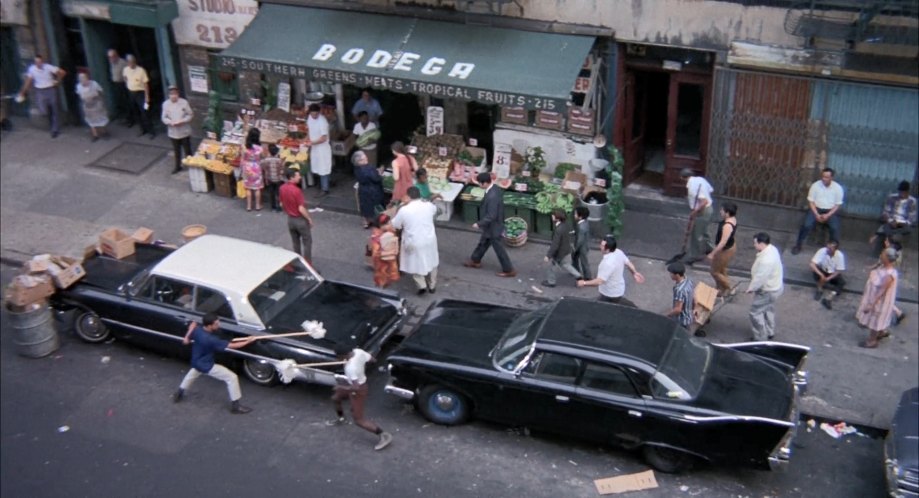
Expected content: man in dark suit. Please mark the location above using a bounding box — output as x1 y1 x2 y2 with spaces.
542 209 581 287
464 172 516 277
571 206 592 280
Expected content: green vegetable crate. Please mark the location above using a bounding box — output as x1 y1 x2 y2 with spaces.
462 199 481 223
507 206 534 231
534 212 553 236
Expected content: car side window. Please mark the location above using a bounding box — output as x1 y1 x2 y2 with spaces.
522 352 581 384
138 276 194 310
579 362 638 397
195 286 233 320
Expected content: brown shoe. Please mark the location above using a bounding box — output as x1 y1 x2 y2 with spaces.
496 270 517 278
463 260 482 269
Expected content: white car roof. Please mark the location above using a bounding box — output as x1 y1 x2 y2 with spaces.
153 234 306 297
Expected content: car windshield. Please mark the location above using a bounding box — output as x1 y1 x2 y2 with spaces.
493 306 550 371
248 258 320 324
650 329 711 401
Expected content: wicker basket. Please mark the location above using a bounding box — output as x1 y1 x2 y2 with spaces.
181 224 207 243
503 217 528 247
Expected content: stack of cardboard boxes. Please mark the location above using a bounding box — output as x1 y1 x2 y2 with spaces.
4 227 155 311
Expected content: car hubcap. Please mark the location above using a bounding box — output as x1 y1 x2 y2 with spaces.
80 314 103 338
434 392 456 412
246 361 274 381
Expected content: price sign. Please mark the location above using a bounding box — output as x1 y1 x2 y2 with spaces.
468 138 478 146
593 178 607 187
493 143 512 179
514 183 528 192
438 146 448 157
521 170 531 177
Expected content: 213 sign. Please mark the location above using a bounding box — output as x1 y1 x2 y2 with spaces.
196 24 238 44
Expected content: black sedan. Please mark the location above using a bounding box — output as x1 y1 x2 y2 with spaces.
886 387 919 497
52 235 406 386
384 297 809 472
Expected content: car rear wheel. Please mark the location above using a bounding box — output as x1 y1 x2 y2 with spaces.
241 359 278 386
418 385 470 426
74 310 112 343
642 445 695 473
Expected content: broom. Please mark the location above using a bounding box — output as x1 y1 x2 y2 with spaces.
231 319 327 342
666 184 702 265
276 359 347 384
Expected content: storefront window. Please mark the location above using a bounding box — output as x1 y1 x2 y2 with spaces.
207 51 238 101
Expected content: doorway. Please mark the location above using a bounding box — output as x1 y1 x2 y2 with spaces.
621 54 712 196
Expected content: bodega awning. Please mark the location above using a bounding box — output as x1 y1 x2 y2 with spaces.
216 4 595 111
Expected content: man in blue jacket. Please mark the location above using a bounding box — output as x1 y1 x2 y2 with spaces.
173 313 257 414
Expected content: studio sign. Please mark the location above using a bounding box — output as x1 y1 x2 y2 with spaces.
312 44 475 80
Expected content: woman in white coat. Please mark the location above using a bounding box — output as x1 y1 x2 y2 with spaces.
391 186 439 295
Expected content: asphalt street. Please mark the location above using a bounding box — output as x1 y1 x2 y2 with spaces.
0 118 915 496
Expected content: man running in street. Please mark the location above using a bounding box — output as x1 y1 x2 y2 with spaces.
327 345 393 451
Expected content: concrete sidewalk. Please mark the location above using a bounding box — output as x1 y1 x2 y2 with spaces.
1 118 916 429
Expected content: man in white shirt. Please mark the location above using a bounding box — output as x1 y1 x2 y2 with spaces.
122 55 155 138
307 103 332 197
352 110 378 166
792 168 844 254
746 232 784 341
809 239 846 310
327 345 393 451
161 85 193 174
17 55 67 138
680 168 715 264
577 235 645 307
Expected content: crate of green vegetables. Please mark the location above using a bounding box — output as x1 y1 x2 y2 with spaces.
502 217 528 247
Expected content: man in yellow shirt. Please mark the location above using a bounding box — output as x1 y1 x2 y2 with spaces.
122 55 154 138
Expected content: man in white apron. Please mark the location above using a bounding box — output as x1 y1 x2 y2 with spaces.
307 103 333 197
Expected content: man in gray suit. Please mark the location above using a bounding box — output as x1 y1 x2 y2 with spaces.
464 172 516 277
571 206 592 280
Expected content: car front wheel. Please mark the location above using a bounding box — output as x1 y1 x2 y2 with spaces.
74 310 112 343
241 359 278 386
642 445 695 473
418 384 470 426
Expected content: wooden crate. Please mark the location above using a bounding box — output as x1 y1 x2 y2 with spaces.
213 172 235 198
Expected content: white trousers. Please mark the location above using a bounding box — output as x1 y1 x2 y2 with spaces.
179 364 241 401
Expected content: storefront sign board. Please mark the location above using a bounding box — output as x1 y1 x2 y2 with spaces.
172 0 258 49
535 110 564 131
277 82 291 112
426 106 444 136
567 107 594 136
188 65 208 93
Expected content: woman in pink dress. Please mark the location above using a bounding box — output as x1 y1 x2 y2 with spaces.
242 127 265 211
389 141 417 205
856 247 899 348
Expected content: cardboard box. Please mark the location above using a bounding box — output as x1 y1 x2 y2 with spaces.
99 228 136 259
5 274 55 307
49 256 85 289
594 470 658 495
561 170 588 196
24 255 52 274
83 244 100 261
132 227 155 244
693 281 718 325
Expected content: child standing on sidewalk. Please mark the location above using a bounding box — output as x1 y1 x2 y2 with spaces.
260 144 284 212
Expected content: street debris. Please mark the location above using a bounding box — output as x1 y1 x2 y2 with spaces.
569 460 578 466
531 285 543 294
594 470 658 495
680 485 689 492
57 425 70 433
819 421 858 438
101 356 110 364
806 419 816 432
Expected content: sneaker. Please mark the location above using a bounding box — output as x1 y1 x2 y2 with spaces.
325 417 345 426
791 245 802 255
895 312 906 326
416 288 427 296
374 432 393 450
427 286 436 294
540 280 556 288
821 298 832 310
814 289 822 301
172 388 184 403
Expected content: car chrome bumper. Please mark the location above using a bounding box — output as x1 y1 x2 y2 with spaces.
768 446 792 471
384 383 415 401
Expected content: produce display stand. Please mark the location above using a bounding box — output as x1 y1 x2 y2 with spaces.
433 182 464 222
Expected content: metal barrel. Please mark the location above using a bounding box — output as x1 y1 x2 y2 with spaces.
7 301 60 358
580 196 610 239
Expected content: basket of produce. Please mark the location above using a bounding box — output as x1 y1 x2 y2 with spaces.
503 217 528 248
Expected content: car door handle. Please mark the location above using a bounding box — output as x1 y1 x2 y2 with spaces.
628 410 643 418
555 395 569 403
